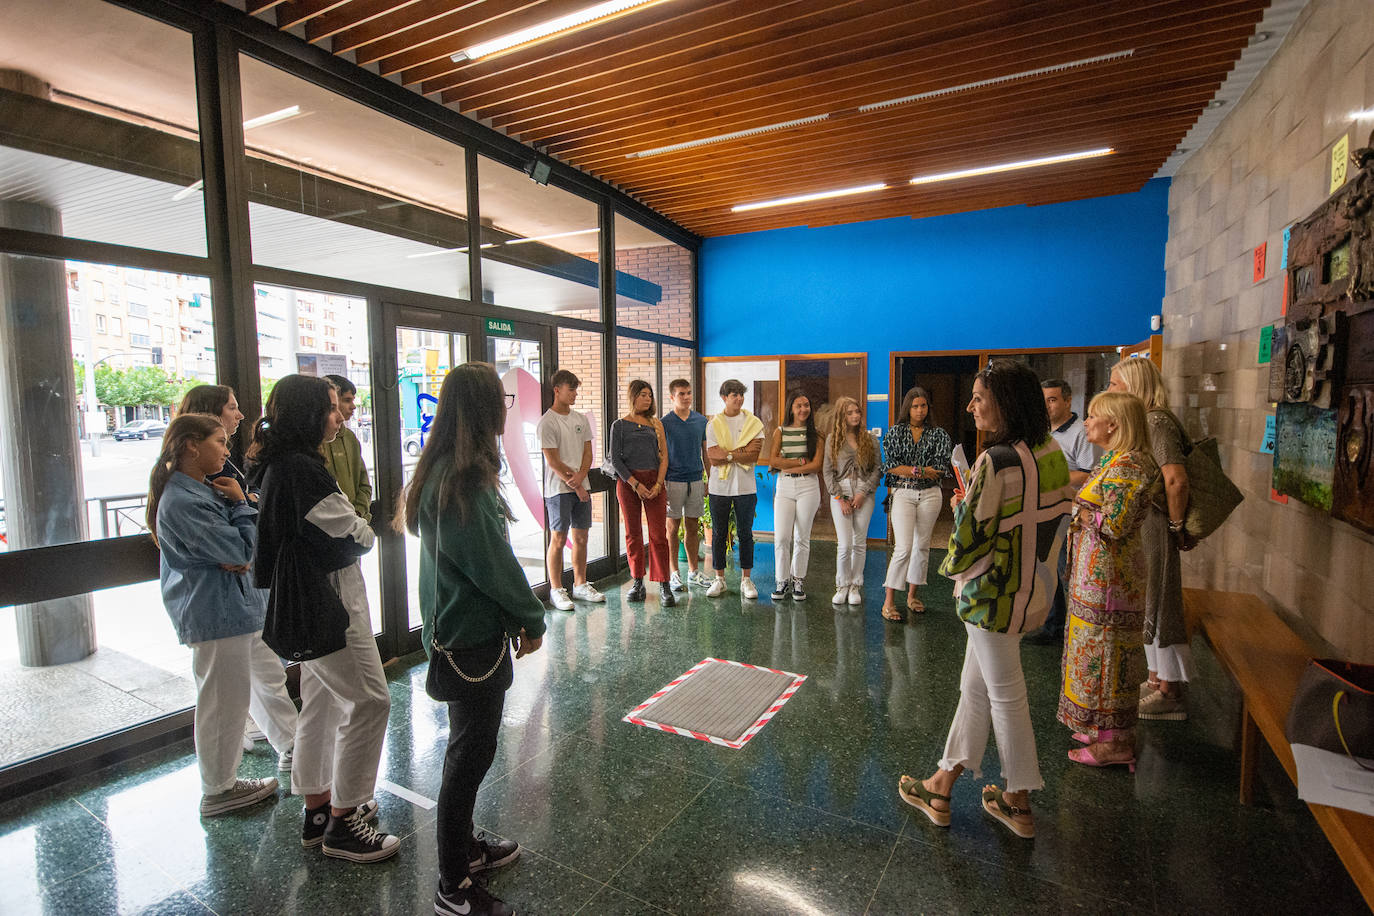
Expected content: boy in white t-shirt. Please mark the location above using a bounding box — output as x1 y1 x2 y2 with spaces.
537 369 604 611
704 379 765 599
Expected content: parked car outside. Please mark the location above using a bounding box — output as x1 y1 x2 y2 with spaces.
112 419 168 441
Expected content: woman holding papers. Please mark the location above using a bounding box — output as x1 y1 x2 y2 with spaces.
879 387 953 620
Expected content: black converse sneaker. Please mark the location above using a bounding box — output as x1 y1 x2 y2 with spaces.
302 798 379 848
435 877 514 916
468 830 521 874
322 805 399 863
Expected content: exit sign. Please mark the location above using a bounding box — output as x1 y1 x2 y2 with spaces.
485 317 515 337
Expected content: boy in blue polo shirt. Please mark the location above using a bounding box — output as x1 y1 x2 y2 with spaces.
661 378 710 590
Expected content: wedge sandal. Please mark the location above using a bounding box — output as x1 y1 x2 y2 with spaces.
981 785 1035 839
898 775 950 828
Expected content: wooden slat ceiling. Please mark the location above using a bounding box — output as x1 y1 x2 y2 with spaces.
238 0 1270 237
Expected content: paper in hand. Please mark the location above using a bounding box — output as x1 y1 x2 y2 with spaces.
950 445 971 492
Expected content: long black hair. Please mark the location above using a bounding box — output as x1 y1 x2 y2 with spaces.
250 374 333 472
976 359 1050 448
783 388 818 457
896 386 934 430
397 362 510 531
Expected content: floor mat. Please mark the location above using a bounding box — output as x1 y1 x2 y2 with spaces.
623 658 806 748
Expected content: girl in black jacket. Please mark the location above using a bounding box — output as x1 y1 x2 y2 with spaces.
251 374 396 863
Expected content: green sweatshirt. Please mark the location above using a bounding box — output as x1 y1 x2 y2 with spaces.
321 425 372 521
418 476 547 656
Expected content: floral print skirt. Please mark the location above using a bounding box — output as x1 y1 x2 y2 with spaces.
1057 600 1146 736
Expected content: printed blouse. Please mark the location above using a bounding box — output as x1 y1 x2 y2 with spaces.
881 424 953 491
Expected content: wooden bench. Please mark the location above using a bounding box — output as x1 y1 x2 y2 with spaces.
1183 587 1374 910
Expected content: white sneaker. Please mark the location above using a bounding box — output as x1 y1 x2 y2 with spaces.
690 570 714 588
706 577 727 597
847 585 863 606
571 582 605 603
669 571 685 592
740 577 758 599
550 588 575 611
832 587 848 605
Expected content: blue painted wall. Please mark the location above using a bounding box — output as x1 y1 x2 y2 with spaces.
699 177 1170 538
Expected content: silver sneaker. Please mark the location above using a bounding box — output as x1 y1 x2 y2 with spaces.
690 570 714 588
669 571 685 592
200 776 278 816
278 748 293 773
571 582 605 603
550 587 575 611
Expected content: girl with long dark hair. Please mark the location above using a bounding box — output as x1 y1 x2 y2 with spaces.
610 379 673 605
897 360 1074 840
251 374 395 863
397 362 546 916
880 386 953 619
147 414 279 816
762 389 824 600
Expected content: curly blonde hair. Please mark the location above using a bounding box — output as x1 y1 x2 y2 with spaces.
828 396 877 471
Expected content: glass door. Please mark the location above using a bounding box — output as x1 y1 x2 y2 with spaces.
486 323 553 586
376 304 479 658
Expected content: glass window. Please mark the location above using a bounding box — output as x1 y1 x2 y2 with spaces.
616 336 658 417
661 343 695 409
255 283 381 633
0 0 205 256
615 213 693 340
0 257 213 556
556 327 608 565
0 582 195 769
477 156 599 320
239 56 470 300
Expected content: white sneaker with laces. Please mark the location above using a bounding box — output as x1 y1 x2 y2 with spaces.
832 587 848 605
740 577 758 599
550 587 575 611
847 585 863 606
669 571 685 591
706 577 727 597
571 582 605 603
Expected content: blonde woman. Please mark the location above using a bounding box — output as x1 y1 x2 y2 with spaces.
1108 358 1193 721
823 397 882 605
1059 392 1157 770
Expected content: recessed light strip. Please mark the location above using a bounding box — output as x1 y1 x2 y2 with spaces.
859 50 1135 113
504 228 599 245
452 0 668 62
909 147 1114 185
628 114 830 160
732 183 887 213
242 105 303 130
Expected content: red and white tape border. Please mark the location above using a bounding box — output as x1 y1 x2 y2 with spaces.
622 657 807 749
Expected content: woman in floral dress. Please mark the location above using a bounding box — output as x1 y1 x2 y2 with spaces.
1058 391 1157 770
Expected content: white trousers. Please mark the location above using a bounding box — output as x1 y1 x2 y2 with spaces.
292 563 391 809
884 486 943 590
939 623 1043 793
828 482 876 587
191 631 299 795
1144 636 1193 683
773 474 820 586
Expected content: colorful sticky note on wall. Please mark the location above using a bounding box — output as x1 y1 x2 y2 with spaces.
1331 134 1349 194
1281 226 1291 269
1258 324 1274 364
1253 242 1266 283
1282 273 1289 316
1261 414 1276 453
1271 488 1289 504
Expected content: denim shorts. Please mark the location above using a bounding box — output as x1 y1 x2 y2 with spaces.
545 492 592 532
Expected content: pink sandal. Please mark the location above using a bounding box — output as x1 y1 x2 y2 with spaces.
1067 744 1136 772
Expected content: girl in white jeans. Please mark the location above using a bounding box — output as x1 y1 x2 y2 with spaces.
880 387 953 620
762 391 823 600
823 396 882 605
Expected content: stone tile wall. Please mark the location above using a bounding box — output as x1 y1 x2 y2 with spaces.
1162 0 1374 660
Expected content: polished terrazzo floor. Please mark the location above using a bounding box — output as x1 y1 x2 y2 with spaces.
1 542 1366 915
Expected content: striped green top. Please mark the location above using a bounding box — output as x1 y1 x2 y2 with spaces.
779 426 809 460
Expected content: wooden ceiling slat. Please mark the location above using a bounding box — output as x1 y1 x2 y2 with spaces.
488 0 1258 138
275 0 352 31
218 0 1269 236
556 44 1244 170
305 0 430 44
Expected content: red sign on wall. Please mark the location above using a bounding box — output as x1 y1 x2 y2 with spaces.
1253 242 1267 283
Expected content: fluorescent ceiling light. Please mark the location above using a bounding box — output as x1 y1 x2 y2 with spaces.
732 183 887 213
1352 108 1374 120
910 148 1114 185
860 50 1134 113
503 228 599 245
406 244 495 259
629 114 829 159
451 0 667 63
242 105 302 130
171 179 203 202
